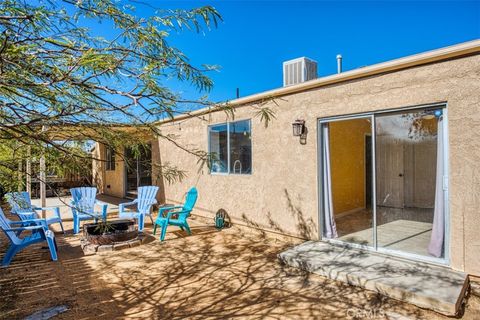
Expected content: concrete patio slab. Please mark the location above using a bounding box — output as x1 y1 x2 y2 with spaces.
278 241 469 316
1 217 479 319
30 194 125 220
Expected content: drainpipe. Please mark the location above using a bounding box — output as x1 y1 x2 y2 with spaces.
336 54 342 74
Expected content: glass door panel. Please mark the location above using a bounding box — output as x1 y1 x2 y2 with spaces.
322 117 374 247
375 109 444 258
125 144 152 198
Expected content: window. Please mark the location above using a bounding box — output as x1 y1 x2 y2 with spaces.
105 147 115 171
208 119 252 174
209 123 228 173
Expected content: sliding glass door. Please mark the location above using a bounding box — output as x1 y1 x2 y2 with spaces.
320 106 447 262
124 144 152 199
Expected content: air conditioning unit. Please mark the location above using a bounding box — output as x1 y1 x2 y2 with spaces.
283 57 317 87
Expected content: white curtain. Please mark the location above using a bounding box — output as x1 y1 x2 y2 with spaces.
428 116 445 257
323 124 338 239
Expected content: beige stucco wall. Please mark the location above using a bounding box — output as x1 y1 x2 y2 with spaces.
153 54 480 275
93 143 125 198
94 53 480 275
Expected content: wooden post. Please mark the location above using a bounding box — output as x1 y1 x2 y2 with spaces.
39 153 46 217
17 159 23 192
26 146 32 194
40 126 46 217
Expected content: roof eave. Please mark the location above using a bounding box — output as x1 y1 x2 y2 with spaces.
157 39 480 125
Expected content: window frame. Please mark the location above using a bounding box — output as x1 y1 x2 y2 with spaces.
105 147 116 171
208 119 252 175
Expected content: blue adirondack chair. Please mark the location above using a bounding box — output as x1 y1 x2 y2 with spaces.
5 192 65 234
0 207 58 267
119 186 159 232
153 187 198 241
70 187 108 234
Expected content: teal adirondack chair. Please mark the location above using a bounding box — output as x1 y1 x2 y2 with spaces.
119 186 159 232
70 187 108 234
153 187 198 241
0 207 58 267
5 192 65 234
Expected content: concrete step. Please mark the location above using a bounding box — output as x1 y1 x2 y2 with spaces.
278 241 469 316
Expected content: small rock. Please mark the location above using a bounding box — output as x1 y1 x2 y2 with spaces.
113 242 130 250
128 239 141 247
79 238 88 250
97 245 113 252
138 235 147 244
82 244 98 255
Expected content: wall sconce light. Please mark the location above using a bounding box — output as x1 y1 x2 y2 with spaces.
292 119 308 145
292 120 305 136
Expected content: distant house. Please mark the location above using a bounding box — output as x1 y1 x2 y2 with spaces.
92 40 480 277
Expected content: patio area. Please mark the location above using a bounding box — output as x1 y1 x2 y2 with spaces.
1 207 480 319
30 194 126 221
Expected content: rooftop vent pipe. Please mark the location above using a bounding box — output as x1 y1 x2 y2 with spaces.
336 54 342 73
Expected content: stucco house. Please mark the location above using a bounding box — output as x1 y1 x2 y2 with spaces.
92 39 480 285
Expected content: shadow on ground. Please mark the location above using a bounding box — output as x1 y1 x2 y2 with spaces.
1 212 479 319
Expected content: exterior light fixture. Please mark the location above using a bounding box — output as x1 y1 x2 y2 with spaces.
292 120 305 137
292 119 308 145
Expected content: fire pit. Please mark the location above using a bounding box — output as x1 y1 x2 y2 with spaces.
84 219 138 245
80 219 150 255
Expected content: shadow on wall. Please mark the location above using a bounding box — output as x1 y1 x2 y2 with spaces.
240 188 316 239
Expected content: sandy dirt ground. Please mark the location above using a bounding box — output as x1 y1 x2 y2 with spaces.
0 214 479 320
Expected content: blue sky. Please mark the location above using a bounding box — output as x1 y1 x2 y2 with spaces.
103 1 480 104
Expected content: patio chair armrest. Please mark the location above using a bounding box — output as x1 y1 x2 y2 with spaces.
95 201 108 208
9 218 48 227
165 209 190 219
3 225 45 232
158 206 183 218
159 205 182 213
95 200 108 206
33 206 57 211
33 206 61 218
13 210 39 219
95 201 108 220
119 200 138 212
